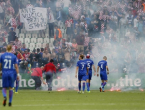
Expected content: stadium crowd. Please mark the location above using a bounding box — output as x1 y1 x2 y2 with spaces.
0 0 145 74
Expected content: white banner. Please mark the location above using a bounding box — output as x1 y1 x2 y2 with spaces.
19 7 47 31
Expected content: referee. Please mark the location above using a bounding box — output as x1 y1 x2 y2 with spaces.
31 66 47 90
43 59 56 91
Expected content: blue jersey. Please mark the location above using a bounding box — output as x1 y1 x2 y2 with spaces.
77 60 88 75
0 52 17 72
85 59 94 73
98 60 107 74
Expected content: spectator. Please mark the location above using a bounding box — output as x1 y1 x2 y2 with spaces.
4 11 12 28
57 49 65 65
29 50 36 68
35 48 42 67
8 27 16 43
43 59 56 91
17 49 23 60
72 39 78 53
14 37 22 49
62 0 71 15
42 49 50 65
21 43 27 52
48 8 55 38
31 66 47 90
23 49 30 61
0 38 4 48
54 25 62 41
0 2 4 23
44 43 51 54
26 1 34 8
34 0 40 7
56 7 62 27
7 14 17 30
50 49 57 64
76 31 85 52
65 16 73 38
64 48 71 67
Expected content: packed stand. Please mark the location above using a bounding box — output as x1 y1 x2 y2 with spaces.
0 0 145 73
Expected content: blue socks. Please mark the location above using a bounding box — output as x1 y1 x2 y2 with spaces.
15 80 19 92
103 82 107 88
101 83 103 88
2 89 14 103
101 82 107 91
2 88 7 98
78 83 81 91
87 83 90 91
83 83 85 91
9 90 13 103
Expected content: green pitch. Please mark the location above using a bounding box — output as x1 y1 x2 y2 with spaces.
0 90 145 110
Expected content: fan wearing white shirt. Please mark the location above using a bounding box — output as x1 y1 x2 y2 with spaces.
48 8 55 38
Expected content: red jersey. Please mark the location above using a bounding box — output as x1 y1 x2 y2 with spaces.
17 53 22 60
31 68 43 77
43 62 56 73
23 53 30 60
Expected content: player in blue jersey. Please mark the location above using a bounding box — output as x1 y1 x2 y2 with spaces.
85 54 96 93
0 45 19 106
75 54 88 93
97 56 109 92
13 50 24 93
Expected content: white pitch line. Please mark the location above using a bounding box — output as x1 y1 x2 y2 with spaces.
12 103 143 107
13 103 116 107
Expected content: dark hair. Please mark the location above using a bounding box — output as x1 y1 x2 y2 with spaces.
50 59 54 63
41 48 44 52
33 49 36 53
37 48 40 52
27 49 30 52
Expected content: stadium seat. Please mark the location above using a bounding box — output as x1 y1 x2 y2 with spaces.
45 34 49 38
50 38 54 43
26 34 31 38
25 43 29 48
21 29 26 33
25 38 30 43
36 43 42 49
49 43 54 48
29 47 33 51
26 31 31 34
19 38 24 43
37 38 43 43
32 34 38 38
30 43 35 49
44 38 49 43
43 43 46 48
19 34 25 38
31 38 37 43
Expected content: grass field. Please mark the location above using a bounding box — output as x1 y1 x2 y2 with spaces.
0 90 145 110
